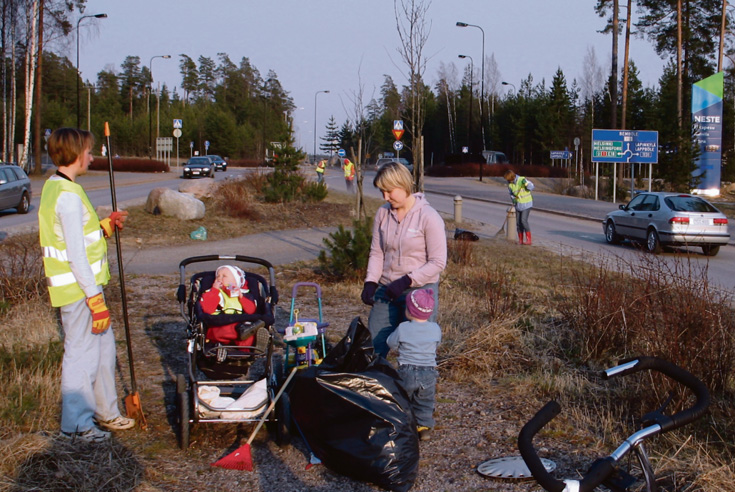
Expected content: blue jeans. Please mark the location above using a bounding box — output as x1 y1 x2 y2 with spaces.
516 207 531 233
368 282 439 358
398 364 438 428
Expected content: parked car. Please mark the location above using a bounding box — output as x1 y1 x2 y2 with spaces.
376 157 413 174
182 156 213 179
0 163 32 214
603 192 730 256
209 155 227 171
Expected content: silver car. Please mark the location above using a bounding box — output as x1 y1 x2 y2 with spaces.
603 192 730 256
0 164 32 214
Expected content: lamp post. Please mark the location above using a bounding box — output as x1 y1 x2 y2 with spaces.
457 21 485 181
148 54 171 158
76 13 107 128
501 81 516 93
458 54 473 155
313 90 329 163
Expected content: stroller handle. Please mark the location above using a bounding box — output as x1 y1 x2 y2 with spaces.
291 282 323 298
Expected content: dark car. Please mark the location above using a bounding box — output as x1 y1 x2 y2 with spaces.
376 157 413 174
0 163 32 214
182 156 213 179
603 192 730 256
209 155 227 172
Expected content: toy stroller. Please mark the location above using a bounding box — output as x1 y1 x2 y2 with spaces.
282 282 329 371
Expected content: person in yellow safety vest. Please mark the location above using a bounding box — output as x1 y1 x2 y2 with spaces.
503 169 535 245
38 128 134 443
316 159 327 184
343 158 355 192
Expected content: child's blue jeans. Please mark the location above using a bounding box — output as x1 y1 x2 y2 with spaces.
398 364 438 428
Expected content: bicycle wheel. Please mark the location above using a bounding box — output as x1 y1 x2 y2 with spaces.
603 443 658 492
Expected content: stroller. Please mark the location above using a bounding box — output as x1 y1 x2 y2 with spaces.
175 254 291 449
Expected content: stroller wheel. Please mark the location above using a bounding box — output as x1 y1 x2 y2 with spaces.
176 374 191 449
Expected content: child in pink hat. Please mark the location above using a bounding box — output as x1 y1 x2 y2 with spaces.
386 288 441 441
199 265 259 346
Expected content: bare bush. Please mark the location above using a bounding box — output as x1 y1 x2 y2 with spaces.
210 178 263 220
0 233 45 307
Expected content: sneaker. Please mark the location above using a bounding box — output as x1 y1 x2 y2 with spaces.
61 426 111 443
417 426 432 441
254 325 270 354
237 320 265 341
95 415 135 431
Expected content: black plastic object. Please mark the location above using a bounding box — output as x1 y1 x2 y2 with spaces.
454 228 479 241
289 317 419 492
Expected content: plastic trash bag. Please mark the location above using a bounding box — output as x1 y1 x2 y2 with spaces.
190 226 207 240
454 227 479 241
289 317 419 492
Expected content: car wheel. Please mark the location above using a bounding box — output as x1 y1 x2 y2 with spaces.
17 192 30 214
646 229 662 254
702 245 720 256
605 220 621 244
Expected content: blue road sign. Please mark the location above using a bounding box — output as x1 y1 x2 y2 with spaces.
173 119 183 129
550 150 571 159
337 148 346 157
592 129 659 163
393 140 404 151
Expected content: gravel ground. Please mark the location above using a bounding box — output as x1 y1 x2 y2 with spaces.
108 271 558 492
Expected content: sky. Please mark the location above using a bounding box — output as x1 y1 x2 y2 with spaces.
70 0 668 152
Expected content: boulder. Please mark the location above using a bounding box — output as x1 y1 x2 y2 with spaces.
179 178 216 199
146 188 205 220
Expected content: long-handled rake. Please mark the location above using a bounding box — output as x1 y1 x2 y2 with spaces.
104 122 147 429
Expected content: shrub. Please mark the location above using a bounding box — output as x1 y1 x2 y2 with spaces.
0 233 46 306
225 158 262 168
300 181 328 202
210 179 262 220
264 168 304 203
89 158 169 173
317 218 372 280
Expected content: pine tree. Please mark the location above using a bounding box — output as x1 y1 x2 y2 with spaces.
319 115 340 155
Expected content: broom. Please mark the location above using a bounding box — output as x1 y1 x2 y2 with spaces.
212 367 298 471
104 122 147 429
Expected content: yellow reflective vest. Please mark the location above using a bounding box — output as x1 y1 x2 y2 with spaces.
343 160 355 180
508 176 533 208
316 160 326 174
39 179 110 307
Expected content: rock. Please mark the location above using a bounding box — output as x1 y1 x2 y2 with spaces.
147 188 205 220
178 178 216 199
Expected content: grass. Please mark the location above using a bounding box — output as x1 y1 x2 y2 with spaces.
2 180 735 490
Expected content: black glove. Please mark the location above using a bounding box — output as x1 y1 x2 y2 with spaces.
386 275 411 300
361 282 378 306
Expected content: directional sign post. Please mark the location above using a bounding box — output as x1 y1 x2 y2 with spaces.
392 120 404 158
592 129 659 202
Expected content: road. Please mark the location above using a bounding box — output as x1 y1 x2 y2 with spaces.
4 165 735 293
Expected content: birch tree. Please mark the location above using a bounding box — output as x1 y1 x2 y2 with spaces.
394 0 431 191
19 0 39 171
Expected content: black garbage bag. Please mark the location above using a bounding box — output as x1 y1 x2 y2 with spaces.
289 317 419 492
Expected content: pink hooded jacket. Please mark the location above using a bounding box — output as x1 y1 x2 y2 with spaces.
365 193 447 287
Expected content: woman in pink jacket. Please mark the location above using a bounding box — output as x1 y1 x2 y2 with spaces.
360 162 447 357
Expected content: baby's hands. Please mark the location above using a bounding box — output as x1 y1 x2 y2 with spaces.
212 278 223 290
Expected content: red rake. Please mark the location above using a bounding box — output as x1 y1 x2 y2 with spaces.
212 367 298 471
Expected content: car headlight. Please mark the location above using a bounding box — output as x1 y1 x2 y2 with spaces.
184 167 190 171
204 167 210 171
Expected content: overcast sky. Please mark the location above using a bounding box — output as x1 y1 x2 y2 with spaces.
72 0 667 150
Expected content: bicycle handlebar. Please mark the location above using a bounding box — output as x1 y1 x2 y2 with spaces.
517 356 710 492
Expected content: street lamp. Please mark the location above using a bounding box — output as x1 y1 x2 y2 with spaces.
313 90 329 163
457 21 485 181
458 55 473 154
148 54 171 158
76 13 107 128
501 81 516 93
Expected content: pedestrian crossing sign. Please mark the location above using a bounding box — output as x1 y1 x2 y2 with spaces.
173 119 183 129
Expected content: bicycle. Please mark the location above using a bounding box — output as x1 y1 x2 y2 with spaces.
518 356 710 492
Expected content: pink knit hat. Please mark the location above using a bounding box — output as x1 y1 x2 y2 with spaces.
406 289 434 321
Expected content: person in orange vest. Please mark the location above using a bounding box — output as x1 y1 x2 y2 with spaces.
343 158 355 192
316 159 327 184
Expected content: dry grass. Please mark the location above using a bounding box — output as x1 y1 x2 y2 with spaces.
2 190 735 490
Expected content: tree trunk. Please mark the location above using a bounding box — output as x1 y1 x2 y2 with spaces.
621 0 631 130
32 0 43 174
677 0 683 128
10 9 17 163
718 0 727 72
20 0 39 172
611 0 619 130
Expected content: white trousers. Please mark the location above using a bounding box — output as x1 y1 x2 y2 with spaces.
59 295 121 433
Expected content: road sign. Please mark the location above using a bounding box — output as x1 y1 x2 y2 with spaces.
189 141 194 148
205 140 210 150
393 120 403 131
592 129 659 163
338 148 346 157
173 119 182 129
173 129 182 138
550 150 571 159
462 146 469 154
393 140 404 151
392 129 404 141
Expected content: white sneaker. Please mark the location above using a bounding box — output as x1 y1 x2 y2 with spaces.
95 415 135 431
61 426 111 443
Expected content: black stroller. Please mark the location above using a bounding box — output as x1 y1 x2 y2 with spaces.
175 254 291 449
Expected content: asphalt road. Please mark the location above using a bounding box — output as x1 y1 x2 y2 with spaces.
4 165 735 293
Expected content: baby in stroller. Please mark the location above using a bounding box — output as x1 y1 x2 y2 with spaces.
199 265 264 348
